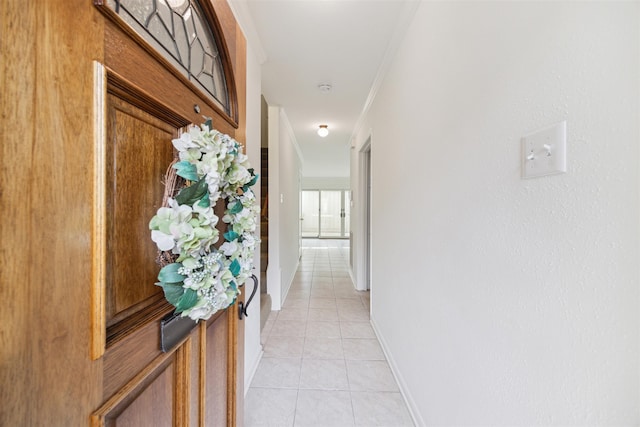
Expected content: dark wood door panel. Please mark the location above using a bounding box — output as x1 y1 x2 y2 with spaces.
106 93 176 323
205 311 230 427
115 364 174 427
93 344 188 427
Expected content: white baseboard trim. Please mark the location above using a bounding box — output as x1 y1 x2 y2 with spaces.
280 258 300 308
348 267 357 289
244 347 264 396
370 316 425 427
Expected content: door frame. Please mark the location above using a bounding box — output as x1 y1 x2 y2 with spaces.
355 136 372 292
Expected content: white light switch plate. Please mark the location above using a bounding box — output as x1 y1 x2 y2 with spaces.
522 121 566 179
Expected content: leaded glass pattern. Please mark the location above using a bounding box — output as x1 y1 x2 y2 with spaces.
107 0 230 115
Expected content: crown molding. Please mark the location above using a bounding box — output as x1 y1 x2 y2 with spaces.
350 1 420 143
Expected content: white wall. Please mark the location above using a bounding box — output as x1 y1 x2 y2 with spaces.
242 42 263 395
300 141 351 178
353 2 639 425
267 106 303 309
278 110 303 304
302 176 350 190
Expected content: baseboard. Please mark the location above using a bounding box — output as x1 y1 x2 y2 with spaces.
244 347 264 396
280 258 300 308
370 316 425 426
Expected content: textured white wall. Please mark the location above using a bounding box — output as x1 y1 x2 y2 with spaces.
302 176 350 190
266 107 302 309
355 2 639 425
300 141 351 178
243 43 263 394
278 110 302 302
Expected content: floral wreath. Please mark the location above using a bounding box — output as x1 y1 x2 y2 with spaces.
149 120 259 321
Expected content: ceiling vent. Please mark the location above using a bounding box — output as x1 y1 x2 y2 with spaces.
317 83 332 93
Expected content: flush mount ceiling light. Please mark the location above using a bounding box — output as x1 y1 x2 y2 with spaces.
317 125 329 138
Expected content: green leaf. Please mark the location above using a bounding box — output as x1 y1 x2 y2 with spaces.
172 161 199 181
175 288 198 313
175 177 209 206
243 173 258 192
198 193 210 208
224 230 239 241
228 201 243 215
204 118 212 129
156 282 184 306
229 259 241 277
158 263 186 283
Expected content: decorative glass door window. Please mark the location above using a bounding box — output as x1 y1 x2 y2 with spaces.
104 0 230 115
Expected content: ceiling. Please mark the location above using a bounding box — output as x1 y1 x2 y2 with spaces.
231 0 418 178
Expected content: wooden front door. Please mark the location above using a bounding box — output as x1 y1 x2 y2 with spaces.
1 1 245 425
90 1 247 426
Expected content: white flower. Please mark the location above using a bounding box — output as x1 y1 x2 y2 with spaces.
242 234 256 249
184 298 216 321
172 132 199 152
151 230 175 251
220 241 238 257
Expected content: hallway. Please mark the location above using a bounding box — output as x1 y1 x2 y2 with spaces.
245 240 414 426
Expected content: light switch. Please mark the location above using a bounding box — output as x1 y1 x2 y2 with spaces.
521 121 566 179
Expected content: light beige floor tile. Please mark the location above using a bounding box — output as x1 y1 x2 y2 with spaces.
313 270 333 277
248 242 407 425
340 322 376 339
351 391 414 426
294 390 355 426
244 387 297 426
299 359 349 390
359 294 370 308
287 289 312 299
278 307 309 320
290 282 313 291
311 282 334 291
331 271 351 278
336 298 365 311
332 278 354 286
251 357 302 389
263 336 305 358
271 319 307 337
312 277 334 286
342 339 385 361
283 298 310 310
310 288 335 299
333 281 355 290
346 360 399 392
303 337 344 359
338 308 370 322
334 287 361 298
308 297 336 309
294 272 313 281
306 321 341 338
307 308 339 322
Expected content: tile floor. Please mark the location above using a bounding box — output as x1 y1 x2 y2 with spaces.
245 239 414 427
